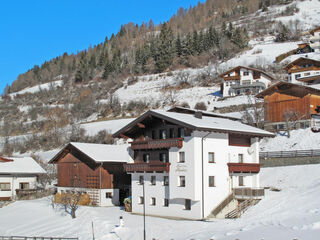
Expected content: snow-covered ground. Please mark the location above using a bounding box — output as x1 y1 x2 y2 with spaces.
8 80 63 98
0 164 319 239
260 127 320 151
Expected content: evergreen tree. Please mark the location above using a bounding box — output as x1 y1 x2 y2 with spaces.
175 34 183 57
75 52 88 83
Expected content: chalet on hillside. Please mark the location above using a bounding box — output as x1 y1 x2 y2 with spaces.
256 81 320 131
0 156 46 201
49 142 132 206
113 108 274 220
220 66 274 97
285 57 320 85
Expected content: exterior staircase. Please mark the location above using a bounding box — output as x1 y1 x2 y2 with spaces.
88 189 100 206
225 198 260 219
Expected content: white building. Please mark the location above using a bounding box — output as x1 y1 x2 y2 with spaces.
49 142 133 207
0 156 46 201
310 27 320 52
113 108 274 220
285 57 320 85
220 66 273 97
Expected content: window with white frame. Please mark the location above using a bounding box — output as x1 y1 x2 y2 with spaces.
151 176 156 185
106 192 112 198
151 197 156 206
163 198 169 207
209 176 215 187
179 176 186 187
208 152 215 163
139 196 144 204
185 199 191 210
0 183 10 191
178 152 185 163
238 154 244 163
239 176 244 186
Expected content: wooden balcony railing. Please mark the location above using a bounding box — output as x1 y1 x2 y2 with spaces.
224 75 240 81
227 163 261 174
233 188 265 199
288 66 320 73
131 138 183 150
124 162 170 173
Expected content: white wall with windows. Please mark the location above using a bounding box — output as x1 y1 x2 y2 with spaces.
0 175 37 200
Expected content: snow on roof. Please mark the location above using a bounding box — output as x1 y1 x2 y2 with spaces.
0 157 46 174
151 110 274 137
69 142 130 163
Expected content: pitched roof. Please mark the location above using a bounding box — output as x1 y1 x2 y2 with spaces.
219 66 274 80
0 156 13 162
0 157 46 174
310 26 320 35
113 110 274 138
49 142 130 164
284 57 320 70
256 81 320 98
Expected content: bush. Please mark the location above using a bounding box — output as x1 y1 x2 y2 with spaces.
194 102 207 111
179 102 190 108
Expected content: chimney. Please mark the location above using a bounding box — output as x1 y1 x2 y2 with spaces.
195 111 202 119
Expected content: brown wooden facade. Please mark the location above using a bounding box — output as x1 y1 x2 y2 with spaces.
284 58 320 74
51 144 130 190
256 82 320 123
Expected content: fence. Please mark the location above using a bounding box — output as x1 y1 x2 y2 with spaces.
0 237 78 240
260 149 320 159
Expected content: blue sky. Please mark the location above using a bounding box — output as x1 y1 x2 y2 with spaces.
0 0 205 94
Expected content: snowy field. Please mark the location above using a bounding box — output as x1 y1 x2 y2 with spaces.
1 164 319 239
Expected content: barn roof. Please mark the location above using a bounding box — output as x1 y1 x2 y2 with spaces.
0 157 46 174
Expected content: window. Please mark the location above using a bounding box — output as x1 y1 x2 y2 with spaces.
243 71 249 76
208 152 215 163
178 152 185 163
159 129 167 139
0 183 10 191
169 128 175 138
179 176 186 187
160 153 167 162
239 176 244 186
19 182 29 190
178 128 185 137
238 154 244 163
209 176 215 187
163 176 169 186
139 176 144 185
139 196 144 204
185 199 191 210
164 198 169 207
143 154 150 163
295 74 301 79
304 72 311 76
106 192 112 198
151 197 156 206
151 176 156 185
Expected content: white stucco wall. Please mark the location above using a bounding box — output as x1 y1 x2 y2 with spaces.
0 175 37 200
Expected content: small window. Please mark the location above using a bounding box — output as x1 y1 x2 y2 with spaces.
151 197 156 206
151 176 156 185
159 129 167 139
185 199 191 210
208 152 215 163
19 182 29 190
243 71 249 76
160 153 167 162
106 192 112 198
178 128 185 137
238 154 244 163
143 154 150 163
295 74 301 79
304 72 310 76
139 176 144 185
139 196 144 204
178 152 185 163
179 176 186 187
169 128 175 138
209 176 215 187
164 198 169 207
0 183 10 191
163 176 169 186
239 176 244 186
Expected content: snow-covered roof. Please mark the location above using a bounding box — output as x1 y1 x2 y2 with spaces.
69 142 130 163
49 142 131 164
113 110 274 138
0 157 46 174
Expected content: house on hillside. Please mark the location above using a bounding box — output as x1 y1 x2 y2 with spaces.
0 156 46 201
285 57 320 85
112 109 274 220
309 26 320 52
256 81 320 131
220 66 274 97
49 142 133 206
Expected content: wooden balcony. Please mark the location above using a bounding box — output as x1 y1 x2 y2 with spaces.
224 75 240 81
131 138 183 150
124 162 170 173
233 188 265 199
288 66 320 73
227 163 261 174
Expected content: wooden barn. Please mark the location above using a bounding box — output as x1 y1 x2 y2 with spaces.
49 142 132 206
256 81 320 131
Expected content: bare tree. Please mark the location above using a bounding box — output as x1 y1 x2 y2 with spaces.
164 89 178 106
241 95 264 128
283 110 305 138
67 192 82 219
